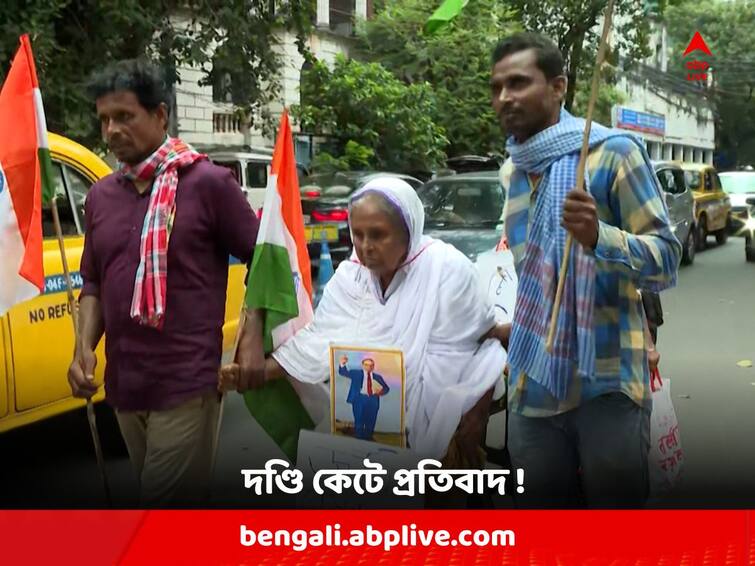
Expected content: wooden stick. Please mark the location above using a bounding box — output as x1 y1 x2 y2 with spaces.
50 197 111 506
545 0 615 353
209 308 247 482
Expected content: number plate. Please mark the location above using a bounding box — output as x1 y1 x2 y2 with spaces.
305 224 339 243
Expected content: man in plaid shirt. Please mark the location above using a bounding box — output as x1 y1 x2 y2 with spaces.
67 60 263 506
490 33 681 507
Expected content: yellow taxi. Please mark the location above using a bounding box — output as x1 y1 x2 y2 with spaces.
0 134 247 433
679 162 732 250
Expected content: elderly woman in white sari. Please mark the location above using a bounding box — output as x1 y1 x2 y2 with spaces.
227 177 508 463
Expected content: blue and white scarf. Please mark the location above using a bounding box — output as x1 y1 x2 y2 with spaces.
505 108 646 400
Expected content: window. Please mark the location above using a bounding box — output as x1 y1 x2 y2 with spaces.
212 64 233 104
214 161 242 184
685 170 702 190
246 162 268 188
42 162 79 238
420 179 505 226
330 0 356 35
704 171 713 191
656 169 675 194
62 165 91 231
671 170 687 194
712 173 722 192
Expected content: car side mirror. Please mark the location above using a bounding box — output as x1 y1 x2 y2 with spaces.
746 197 755 207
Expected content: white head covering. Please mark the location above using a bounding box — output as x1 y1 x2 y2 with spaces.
273 176 506 458
349 177 427 263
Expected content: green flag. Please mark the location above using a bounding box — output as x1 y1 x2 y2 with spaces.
425 0 469 35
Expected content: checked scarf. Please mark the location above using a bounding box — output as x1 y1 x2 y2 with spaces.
505 109 647 400
120 137 206 329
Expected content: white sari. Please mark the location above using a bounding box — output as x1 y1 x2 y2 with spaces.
273 177 506 458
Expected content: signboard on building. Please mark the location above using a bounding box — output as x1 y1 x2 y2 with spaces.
613 106 666 136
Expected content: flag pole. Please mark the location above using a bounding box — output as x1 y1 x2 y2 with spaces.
49 198 111 506
545 0 615 353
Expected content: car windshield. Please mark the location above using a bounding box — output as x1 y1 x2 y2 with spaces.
418 178 504 227
720 173 755 194
684 171 702 190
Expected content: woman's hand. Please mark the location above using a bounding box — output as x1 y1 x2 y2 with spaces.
454 388 494 467
217 361 266 393
481 323 511 349
217 357 287 393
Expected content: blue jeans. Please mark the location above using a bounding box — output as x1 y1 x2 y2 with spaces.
509 392 650 508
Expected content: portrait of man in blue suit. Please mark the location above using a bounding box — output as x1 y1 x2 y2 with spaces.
338 355 390 441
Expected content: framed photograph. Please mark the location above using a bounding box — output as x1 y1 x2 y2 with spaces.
329 345 406 448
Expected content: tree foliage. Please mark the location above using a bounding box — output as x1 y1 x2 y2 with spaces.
509 0 653 110
665 0 755 166
293 55 448 173
357 0 519 158
0 0 313 149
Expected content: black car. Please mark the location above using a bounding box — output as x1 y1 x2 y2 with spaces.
445 154 505 174
417 171 505 261
300 171 423 273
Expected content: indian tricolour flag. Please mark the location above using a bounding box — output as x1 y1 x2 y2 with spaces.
0 35 55 316
243 110 320 461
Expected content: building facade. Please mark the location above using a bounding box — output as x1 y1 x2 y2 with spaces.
613 24 715 164
175 0 366 162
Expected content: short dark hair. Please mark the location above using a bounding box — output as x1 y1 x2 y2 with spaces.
87 59 171 113
491 32 564 80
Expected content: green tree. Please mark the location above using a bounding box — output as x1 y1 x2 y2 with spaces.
665 0 755 166
0 0 314 149
358 0 518 157
572 83 626 126
509 0 654 111
292 55 448 173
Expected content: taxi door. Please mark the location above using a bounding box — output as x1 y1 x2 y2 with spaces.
5 160 106 411
708 169 731 231
0 318 9 418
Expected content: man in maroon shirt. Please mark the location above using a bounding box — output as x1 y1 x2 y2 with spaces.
67 59 264 506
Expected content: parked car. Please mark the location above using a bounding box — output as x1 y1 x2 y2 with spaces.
300 171 423 270
417 171 505 262
210 149 308 212
718 170 755 262
0 134 250 434
679 162 731 247
653 162 696 265
417 164 694 267
446 154 505 174
720 170 755 237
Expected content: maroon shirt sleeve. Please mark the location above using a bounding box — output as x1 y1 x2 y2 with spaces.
211 166 259 264
79 186 100 299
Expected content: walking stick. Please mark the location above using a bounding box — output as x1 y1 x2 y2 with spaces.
209 309 247 481
50 198 111 506
545 0 615 353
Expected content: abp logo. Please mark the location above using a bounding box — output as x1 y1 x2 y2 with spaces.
683 32 713 83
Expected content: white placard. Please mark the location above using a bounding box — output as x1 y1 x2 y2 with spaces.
476 249 518 324
296 430 423 508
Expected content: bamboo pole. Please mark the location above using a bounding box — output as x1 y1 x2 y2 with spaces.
209 309 247 482
545 0 615 353
50 197 111 506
